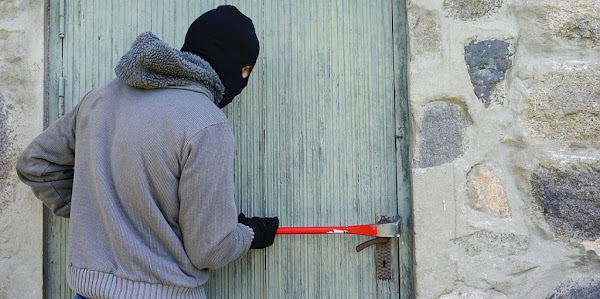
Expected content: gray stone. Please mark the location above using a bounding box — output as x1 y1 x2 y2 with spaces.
444 0 504 21
418 102 471 168
464 40 512 107
531 164 600 240
549 279 600 299
522 64 600 143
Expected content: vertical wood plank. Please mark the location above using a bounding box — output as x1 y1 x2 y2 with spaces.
47 0 60 123
44 214 73 299
45 0 74 297
392 0 414 298
205 3 267 298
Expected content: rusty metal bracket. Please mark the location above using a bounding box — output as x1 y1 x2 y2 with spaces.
376 238 392 280
355 215 398 280
355 237 392 280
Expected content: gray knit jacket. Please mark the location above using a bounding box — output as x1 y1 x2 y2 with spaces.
16 32 253 298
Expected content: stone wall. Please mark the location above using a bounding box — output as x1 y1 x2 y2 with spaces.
409 0 600 298
2 0 599 298
0 0 44 298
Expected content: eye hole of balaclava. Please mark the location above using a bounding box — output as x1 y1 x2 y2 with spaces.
181 5 260 108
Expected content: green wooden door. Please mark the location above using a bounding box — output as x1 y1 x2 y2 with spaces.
46 0 412 298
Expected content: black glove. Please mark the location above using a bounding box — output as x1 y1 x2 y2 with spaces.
238 213 279 249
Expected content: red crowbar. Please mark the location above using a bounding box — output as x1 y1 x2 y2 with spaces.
276 215 400 238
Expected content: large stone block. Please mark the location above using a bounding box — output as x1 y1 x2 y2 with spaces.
0 29 31 104
439 288 507 299
449 230 537 295
0 96 16 212
408 6 440 58
452 230 529 256
0 1 45 298
466 163 510 218
443 0 504 21
417 101 471 168
464 40 513 107
516 0 599 48
521 63 600 142
413 164 458 298
531 163 600 240
0 16 27 217
513 0 600 54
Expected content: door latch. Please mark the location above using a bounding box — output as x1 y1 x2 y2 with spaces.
355 215 400 280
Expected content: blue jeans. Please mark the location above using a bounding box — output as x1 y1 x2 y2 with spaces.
74 294 89 299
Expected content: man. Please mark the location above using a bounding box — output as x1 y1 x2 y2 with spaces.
16 5 278 298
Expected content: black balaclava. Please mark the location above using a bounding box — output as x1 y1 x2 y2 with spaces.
181 5 259 108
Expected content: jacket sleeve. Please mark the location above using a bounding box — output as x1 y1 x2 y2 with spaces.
15 104 79 218
178 122 254 270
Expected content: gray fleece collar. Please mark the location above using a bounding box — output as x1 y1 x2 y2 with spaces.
115 32 225 105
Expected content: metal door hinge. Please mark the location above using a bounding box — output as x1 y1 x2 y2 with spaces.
58 76 65 117
59 0 65 38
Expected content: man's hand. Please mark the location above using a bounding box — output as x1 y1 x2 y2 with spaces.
238 213 279 249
